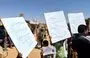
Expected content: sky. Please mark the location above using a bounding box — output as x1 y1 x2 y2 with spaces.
0 0 90 21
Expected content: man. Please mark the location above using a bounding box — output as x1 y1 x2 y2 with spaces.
41 40 56 58
72 24 90 58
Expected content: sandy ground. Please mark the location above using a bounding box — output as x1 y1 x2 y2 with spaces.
1 47 41 58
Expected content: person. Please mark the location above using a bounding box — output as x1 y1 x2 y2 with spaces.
41 40 56 58
72 24 90 58
0 26 5 48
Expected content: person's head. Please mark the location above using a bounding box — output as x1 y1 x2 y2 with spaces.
43 40 49 47
78 24 88 35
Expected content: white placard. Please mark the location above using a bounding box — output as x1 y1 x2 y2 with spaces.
68 13 86 34
1 17 37 58
44 11 71 43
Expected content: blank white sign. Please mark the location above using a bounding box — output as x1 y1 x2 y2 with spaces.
68 13 86 34
44 11 71 43
1 17 37 58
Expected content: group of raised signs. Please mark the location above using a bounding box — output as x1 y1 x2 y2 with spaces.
0 11 86 58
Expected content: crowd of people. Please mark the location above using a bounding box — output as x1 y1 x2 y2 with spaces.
0 22 90 58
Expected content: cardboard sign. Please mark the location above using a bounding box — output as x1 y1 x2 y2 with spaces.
44 11 71 43
1 17 37 58
68 13 86 34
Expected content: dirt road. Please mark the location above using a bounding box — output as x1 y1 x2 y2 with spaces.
3 47 41 58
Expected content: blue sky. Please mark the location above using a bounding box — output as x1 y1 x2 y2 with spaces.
0 0 90 20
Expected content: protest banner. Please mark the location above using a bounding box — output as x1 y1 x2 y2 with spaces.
68 13 86 34
44 11 71 43
1 17 37 58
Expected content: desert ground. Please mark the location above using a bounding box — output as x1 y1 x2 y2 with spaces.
2 47 41 58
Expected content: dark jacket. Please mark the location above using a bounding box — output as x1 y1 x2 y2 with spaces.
0 28 5 47
72 34 90 58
